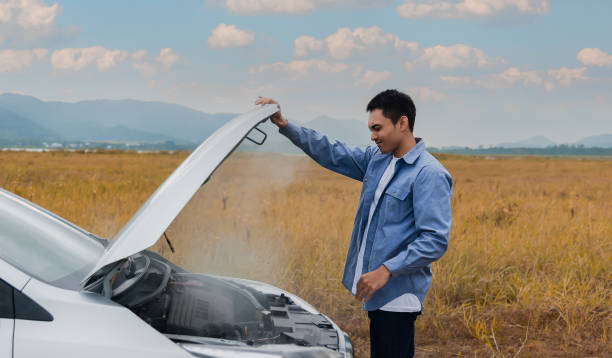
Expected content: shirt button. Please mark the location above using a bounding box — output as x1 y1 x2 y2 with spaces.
365 178 368 181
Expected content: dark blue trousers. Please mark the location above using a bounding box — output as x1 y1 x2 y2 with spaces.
367 309 421 358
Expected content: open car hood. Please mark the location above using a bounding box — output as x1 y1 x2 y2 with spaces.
82 104 279 282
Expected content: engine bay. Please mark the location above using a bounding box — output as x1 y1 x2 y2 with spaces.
85 251 340 351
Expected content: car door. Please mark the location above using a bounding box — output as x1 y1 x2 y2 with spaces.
0 279 14 358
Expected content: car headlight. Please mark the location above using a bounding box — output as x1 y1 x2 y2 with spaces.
339 332 354 358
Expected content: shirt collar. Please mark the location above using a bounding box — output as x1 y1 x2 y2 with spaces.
392 137 425 165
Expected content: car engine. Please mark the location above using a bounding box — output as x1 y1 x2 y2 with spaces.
85 251 340 351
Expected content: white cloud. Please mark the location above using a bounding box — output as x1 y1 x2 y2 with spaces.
547 66 588 86
397 0 549 19
406 44 504 70
131 62 156 77
0 0 59 28
249 59 350 78
294 35 324 57
296 26 418 59
0 48 47 72
132 48 181 77
208 23 255 49
442 71 537 88
49 46 180 75
131 62 157 77
214 0 392 15
544 81 554 91
465 67 543 89
222 0 315 15
131 49 147 60
0 0 61 42
577 48 612 67
155 48 180 66
356 70 392 88
50 46 129 71
440 66 586 90
406 86 446 102
439 75 473 86
491 67 542 86
0 3 11 23
16 0 58 28
439 67 542 88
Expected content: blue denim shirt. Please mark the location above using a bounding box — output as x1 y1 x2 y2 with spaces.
279 120 453 311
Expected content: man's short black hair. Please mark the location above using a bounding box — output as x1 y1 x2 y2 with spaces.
366 89 416 132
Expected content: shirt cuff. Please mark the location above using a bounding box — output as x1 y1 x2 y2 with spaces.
382 257 404 277
278 119 301 140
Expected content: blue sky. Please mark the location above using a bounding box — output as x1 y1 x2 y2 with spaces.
1 0 611 147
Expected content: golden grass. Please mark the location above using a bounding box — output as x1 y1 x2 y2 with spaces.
1 150 610 357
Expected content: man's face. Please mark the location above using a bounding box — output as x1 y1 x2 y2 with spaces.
368 108 405 154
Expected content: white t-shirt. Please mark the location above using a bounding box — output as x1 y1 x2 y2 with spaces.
351 154 422 312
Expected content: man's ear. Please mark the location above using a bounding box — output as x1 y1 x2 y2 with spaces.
399 115 410 133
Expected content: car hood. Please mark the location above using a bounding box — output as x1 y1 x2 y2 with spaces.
82 104 279 282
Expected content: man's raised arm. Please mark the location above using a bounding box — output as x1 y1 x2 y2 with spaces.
255 96 373 182
279 120 373 182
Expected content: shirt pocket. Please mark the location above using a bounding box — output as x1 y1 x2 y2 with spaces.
385 185 409 201
382 185 411 221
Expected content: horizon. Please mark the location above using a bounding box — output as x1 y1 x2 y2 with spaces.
1 91 609 149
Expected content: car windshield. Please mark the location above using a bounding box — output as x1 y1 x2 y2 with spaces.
0 189 105 290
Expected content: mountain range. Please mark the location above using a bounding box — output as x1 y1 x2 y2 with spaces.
0 93 236 144
0 93 370 150
1 93 611 150
496 136 556 148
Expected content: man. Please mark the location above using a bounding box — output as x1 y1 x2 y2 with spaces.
255 89 453 358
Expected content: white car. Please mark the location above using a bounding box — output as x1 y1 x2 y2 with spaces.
0 104 353 358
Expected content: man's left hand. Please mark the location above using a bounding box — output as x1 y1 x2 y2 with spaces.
355 264 391 303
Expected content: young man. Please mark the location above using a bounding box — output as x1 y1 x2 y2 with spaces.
255 89 453 358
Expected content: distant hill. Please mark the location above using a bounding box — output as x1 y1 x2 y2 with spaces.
497 136 556 148
79 125 180 143
0 107 59 140
0 93 373 149
576 134 612 148
0 93 234 144
1 93 610 154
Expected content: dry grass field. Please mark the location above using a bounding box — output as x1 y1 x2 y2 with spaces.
1 149 610 357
